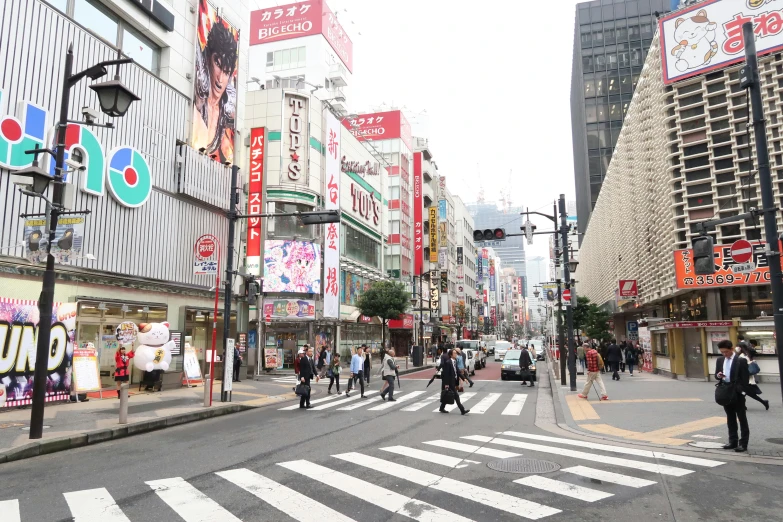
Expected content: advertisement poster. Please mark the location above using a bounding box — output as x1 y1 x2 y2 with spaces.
343 110 412 152
673 241 782 289
193 234 219 275
263 240 321 293
263 298 316 319
183 343 202 382
0 299 76 408
277 348 285 369
193 0 239 164
223 338 234 391
72 344 101 393
323 111 341 319
247 127 265 277
264 348 278 369
638 326 653 373
413 152 423 275
24 215 86 264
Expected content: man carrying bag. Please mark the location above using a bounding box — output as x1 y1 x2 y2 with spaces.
715 340 750 452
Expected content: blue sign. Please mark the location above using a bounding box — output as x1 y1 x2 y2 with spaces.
438 199 447 221
627 321 638 333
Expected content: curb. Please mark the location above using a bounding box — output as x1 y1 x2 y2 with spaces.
542 357 783 465
0 403 254 465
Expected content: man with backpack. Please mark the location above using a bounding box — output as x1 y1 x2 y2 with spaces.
578 342 608 401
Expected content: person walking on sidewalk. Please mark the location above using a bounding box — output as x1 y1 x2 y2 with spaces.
578 342 608 401
715 340 750 452
577 343 586 374
455 348 474 389
738 343 769 410
607 340 622 381
625 342 637 376
114 345 135 398
439 349 469 415
327 352 341 394
345 347 366 398
363 345 372 385
380 349 399 401
298 347 318 409
519 345 534 387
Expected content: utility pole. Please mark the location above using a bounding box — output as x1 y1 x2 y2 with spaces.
743 22 783 399
221 165 239 402
553 201 566 385
559 194 577 391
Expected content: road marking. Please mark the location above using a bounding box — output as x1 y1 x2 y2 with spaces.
434 392 476 412
63 488 131 522
424 439 522 459
380 445 477 468
501 394 527 416
692 434 722 439
470 392 502 414
462 436 693 477
368 391 426 410
146 477 241 521
576 424 691 445
561 466 657 488
499 431 724 468
216 468 355 522
334 452 560 520
278 460 471 522
400 393 441 411
337 396 382 410
278 394 340 410
565 394 600 420
0 500 20 522
592 398 703 404
514 475 613 502
310 393 362 410
626 417 726 441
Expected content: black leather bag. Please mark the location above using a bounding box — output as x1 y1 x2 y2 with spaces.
441 389 455 405
295 383 310 397
715 379 736 406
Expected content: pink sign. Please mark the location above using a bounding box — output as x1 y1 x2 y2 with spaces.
343 111 413 152
249 0 353 72
388 314 414 329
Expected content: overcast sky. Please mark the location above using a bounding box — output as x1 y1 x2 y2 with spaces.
255 0 583 261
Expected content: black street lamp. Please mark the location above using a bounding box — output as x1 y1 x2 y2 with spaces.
22 44 138 440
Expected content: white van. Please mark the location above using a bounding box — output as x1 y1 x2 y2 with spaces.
494 340 513 361
481 335 497 355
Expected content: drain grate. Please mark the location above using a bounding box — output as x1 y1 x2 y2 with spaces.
487 458 560 474
767 438 783 445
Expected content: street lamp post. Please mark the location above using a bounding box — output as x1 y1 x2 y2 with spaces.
25 44 137 440
559 195 577 392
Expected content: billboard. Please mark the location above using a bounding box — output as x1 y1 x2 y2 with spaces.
247 128 265 276
249 0 353 71
23 215 85 264
193 0 239 163
413 152 424 275
284 92 309 183
263 298 316 319
429 207 438 262
659 0 783 85
0 299 76 408
263 240 321 293
673 241 782 289
343 110 413 152
323 111 341 318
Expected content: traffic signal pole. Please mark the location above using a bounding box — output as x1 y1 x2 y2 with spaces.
553 201 566 385
559 194 577 391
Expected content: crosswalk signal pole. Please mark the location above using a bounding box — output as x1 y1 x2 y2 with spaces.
559 195 577 392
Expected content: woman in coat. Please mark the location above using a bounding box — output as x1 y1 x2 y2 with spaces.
363 346 372 384
114 346 135 398
327 353 341 394
438 349 469 415
739 344 769 410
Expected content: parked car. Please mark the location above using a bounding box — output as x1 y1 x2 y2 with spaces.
456 341 485 369
500 349 537 381
494 341 513 361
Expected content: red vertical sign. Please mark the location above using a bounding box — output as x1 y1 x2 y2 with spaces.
247 128 265 276
413 152 423 275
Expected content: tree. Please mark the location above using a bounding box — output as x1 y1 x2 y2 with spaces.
455 303 468 340
569 295 611 344
572 296 591 339
356 280 410 350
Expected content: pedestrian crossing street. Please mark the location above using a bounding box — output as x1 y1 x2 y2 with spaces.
278 390 529 415
3 431 725 521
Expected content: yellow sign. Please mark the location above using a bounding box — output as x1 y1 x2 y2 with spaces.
429 207 438 262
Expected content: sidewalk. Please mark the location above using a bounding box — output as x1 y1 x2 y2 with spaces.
549 361 783 457
0 379 294 463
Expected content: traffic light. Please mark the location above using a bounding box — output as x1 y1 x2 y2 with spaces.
473 228 506 242
692 235 715 275
299 210 340 225
521 220 536 245
246 278 261 305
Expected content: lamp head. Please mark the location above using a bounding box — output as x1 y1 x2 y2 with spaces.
90 75 140 117
11 162 53 194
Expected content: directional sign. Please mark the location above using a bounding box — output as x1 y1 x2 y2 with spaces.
730 240 753 264
562 288 572 304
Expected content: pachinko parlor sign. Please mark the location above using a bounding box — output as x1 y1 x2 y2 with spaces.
0 90 152 208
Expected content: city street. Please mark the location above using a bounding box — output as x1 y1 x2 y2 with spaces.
3 361 783 522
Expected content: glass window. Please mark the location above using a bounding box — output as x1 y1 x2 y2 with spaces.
580 25 592 48
589 156 602 181
596 100 608 122
73 0 119 45
343 224 381 268
582 55 594 73
606 52 617 68
631 48 643 67
584 77 595 98
615 20 628 42
655 333 669 356
628 22 641 41
298 47 307 67
121 27 159 73
585 101 597 123
44 0 68 11
595 54 607 70
282 49 291 67
274 50 282 71
595 73 607 96
620 71 633 94
609 102 623 121
266 52 273 66
603 25 616 45
617 51 630 68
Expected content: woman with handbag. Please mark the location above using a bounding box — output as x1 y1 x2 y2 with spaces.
438 349 469 415
327 353 341 394
739 343 769 410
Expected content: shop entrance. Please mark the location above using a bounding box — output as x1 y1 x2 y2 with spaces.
683 328 705 378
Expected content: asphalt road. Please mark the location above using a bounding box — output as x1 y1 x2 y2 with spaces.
2 360 783 521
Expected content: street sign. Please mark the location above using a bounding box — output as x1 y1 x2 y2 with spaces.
562 288 572 304
194 234 219 275
618 279 638 297
732 262 755 274
730 239 753 264
265 314 271 326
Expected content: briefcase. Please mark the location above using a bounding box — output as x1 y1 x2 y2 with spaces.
295 383 310 397
440 389 455 405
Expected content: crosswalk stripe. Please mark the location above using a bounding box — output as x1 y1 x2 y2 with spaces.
279 394 339 410
435 392 476 412
514 475 613 502
337 396 381 410
469 392 502 414
499 431 724 468
462 436 693 477
63 488 131 522
310 393 362 410
400 393 441 411
368 391 426 410
423 439 522 459
216 468 356 521
501 394 527 415
146 477 241 521
380 445 476 468
561 466 657 488
277 460 472 522
334 452 560 520
0 500 20 522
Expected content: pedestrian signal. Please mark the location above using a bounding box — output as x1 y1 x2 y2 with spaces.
692 235 715 275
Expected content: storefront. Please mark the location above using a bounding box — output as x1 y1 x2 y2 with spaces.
649 320 737 380
389 314 414 355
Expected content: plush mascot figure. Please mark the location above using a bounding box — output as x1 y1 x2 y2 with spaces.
133 322 174 372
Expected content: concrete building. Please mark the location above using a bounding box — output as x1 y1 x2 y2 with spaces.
571 0 671 239
526 255 548 332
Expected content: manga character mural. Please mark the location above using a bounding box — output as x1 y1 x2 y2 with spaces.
263 240 321 293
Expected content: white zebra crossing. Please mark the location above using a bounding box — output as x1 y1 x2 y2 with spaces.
278 394 340 410
400 392 441 411
310 393 362 410
1 500 20 522
63 488 131 522
469 392 502 414
424 439 523 459
435 392 476 412
146 477 241 522
561 466 657 488
337 395 381 409
367 390 426 410
513 475 613 502
502 394 528 415
380 445 480 468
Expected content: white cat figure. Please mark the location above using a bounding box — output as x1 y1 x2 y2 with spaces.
670 9 718 72
133 322 174 372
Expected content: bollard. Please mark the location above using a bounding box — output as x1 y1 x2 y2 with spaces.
203 373 211 407
119 383 129 424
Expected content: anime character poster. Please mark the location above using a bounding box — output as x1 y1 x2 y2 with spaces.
263 240 321 293
193 0 239 164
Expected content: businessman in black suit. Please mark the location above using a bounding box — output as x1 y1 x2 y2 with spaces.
715 340 750 452
439 349 469 415
299 347 318 409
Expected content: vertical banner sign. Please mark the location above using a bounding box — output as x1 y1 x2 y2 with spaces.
413 152 423 275
323 111 341 319
429 207 438 262
457 246 463 265
194 234 219 275
247 127 265 276
284 93 308 182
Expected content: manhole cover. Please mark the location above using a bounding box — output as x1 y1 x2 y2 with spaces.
767 438 783 445
688 441 725 449
487 458 560 474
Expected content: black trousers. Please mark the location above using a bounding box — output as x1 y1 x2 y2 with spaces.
299 377 311 407
381 375 395 399
459 370 474 385
611 361 620 379
233 362 241 381
346 371 364 395
328 373 340 392
364 366 371 384
724 396 749 446
440 382 465 413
